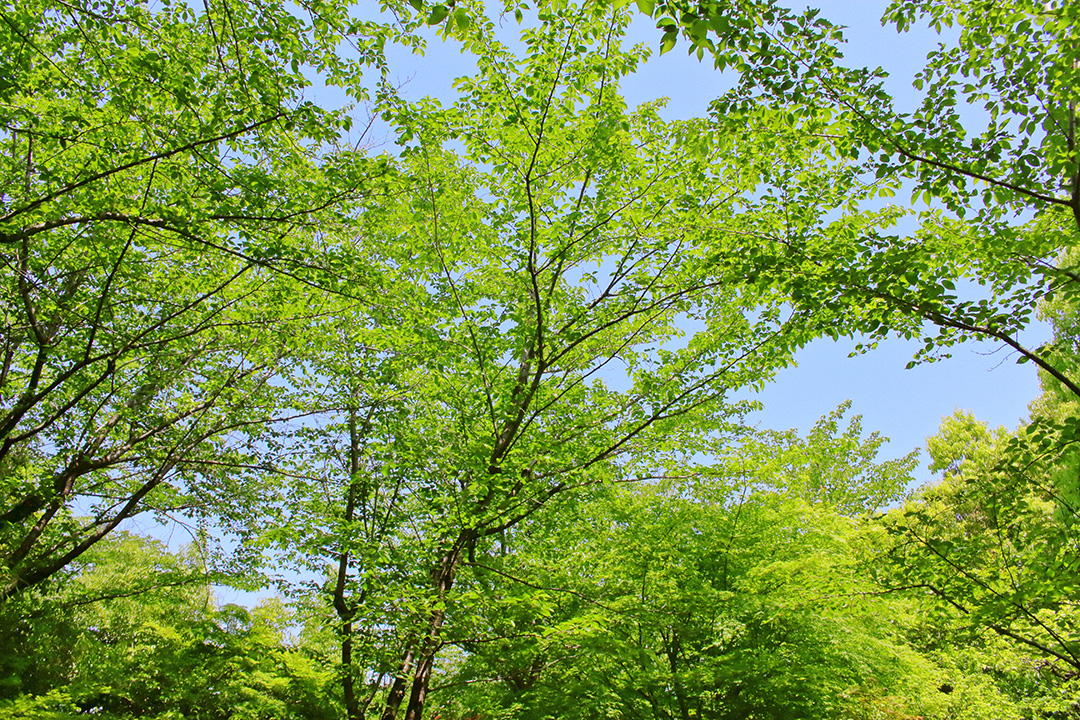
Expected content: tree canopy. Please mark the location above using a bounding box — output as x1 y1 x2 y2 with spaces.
2 0 1079 718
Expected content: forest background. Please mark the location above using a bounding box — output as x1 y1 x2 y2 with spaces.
1 0 1078 718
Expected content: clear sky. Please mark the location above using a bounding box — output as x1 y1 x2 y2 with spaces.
726 3 1042 482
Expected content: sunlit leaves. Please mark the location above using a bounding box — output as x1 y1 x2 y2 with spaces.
0 0 405 601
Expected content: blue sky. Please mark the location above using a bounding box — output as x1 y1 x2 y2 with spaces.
632 3 1040 486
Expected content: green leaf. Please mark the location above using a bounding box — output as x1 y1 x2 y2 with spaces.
427 4 449 24
660 29 677 54
453 8 470 30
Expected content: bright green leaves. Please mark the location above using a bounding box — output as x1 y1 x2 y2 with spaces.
675 0 1080 399
275 6 877 714
9 1 1079 717
0 0 406 604
880 407 1080 698
420 0 479 44
453 7 472 30
433 446 937 720
659 25 677 54
732 401 919 515
877 0 1080 223
0 534 338 719
873 2 1078 232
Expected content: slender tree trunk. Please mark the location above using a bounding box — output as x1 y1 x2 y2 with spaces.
336 403 365 720
384 532 470 720
342 620 360 720
664 630 691 720
401 603 448 720
381 644 416 720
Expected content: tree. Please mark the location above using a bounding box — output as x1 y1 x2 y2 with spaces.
727 400 918 515
719 1 1080 688
0 0 402 600
874 408 1080 715
632 4 1080 690
248 1 892 717
0 532 339 719
689 0 1080 396
261 327 421 720
871 246 1080 709
15 1 1080 718
428 409 933 720
0 531 208 704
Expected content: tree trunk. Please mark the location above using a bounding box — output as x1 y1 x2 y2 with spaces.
381 645 416 720
337 403 366 720
664 630 692 720
384 533 469 720
342 620 360 720
401 604 447 720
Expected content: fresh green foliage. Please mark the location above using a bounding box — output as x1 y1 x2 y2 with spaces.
255 2 902 715
428 415 928 720
0 533 338 719
696 0 1080 394
0 0 402 600
728 401 918 515
2 0 1080 718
